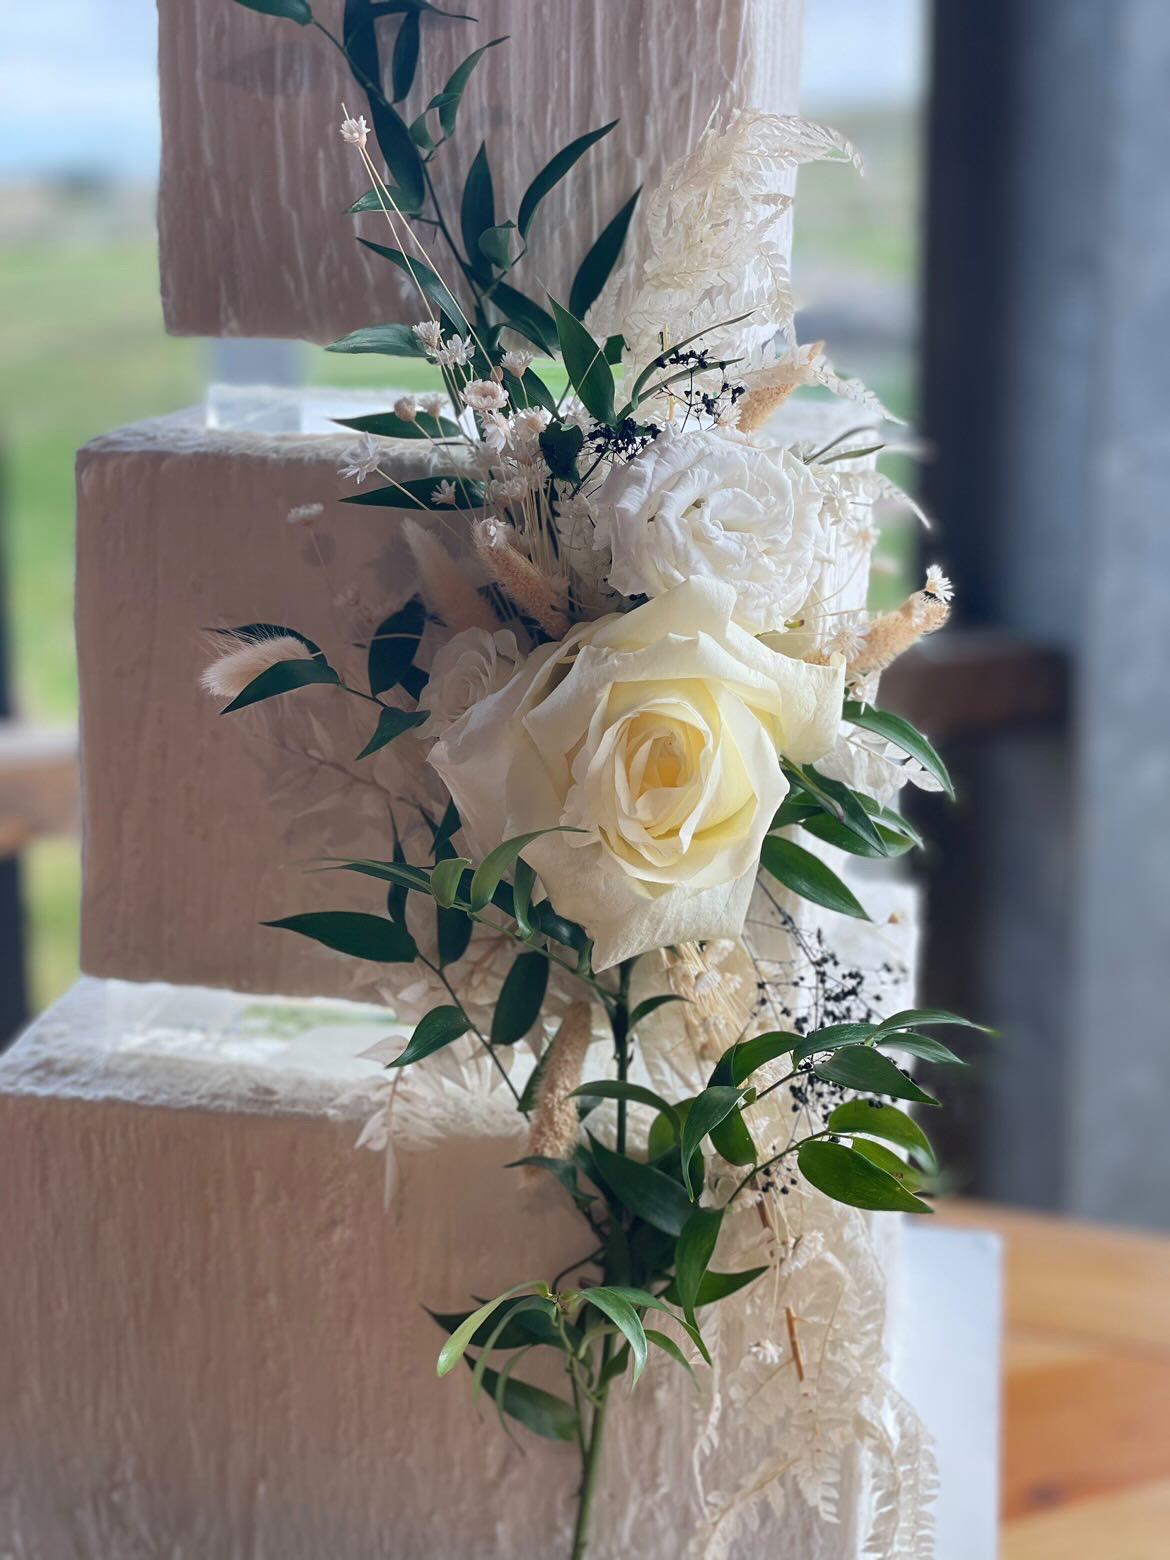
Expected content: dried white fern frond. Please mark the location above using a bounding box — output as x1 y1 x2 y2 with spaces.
589 112 861 373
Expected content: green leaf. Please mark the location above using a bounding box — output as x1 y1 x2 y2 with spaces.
851 1137 925 1190
512 859 537 938
549 297 616 425
599 1287 706 1357
506 1153 594 1210
712 1030 802 1087
366 99 427 214
436 903 473 968
234 0 312 22
791 1022 878 1063
815 1046 940 1105
390 9 420 100
571 1080 678 1132
538 420 585 481
675 1206 722 1351
358 240 465 327
460 143 496 285
518 121 618 239
578 1287 648 1384
263 910 416 963
586 1132 694 1236
878 1031 967 1066
569 186 640 320
798 1140 932 1214
628 994 686 1031
709 1107 757 1168
491 282 560 356
783 763 887 855
490 952 549 1045
760 836 869 920
437 1283 542 1376
478 222 518 271
827 1099 936 1165
346 186 424 214
428 1297 561 1353
799 810 916 859
662 1266 768 1308
355 705 427 759
843 700 954 800
430 855 471 908
679 1087 746 1199
344 475 485 510
645 1328 696 1381
326 323 427 357
872 1006 991 1036
477 1364 578 1442
335 857 433 897
432 35 507 138
369 596 425 696
469 828 577 912
220 656 339 713
337 409 461 440
388 1004 471 1068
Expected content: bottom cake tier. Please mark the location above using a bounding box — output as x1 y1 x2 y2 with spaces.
0 975 998 1559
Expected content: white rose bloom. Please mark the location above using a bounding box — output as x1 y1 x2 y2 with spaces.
592 427 832 635
417 627 524 739
429 578 844 970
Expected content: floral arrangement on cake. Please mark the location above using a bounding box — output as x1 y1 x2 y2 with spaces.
206 3 985 1553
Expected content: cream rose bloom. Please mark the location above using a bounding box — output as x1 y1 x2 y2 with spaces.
417 627 523 739
592 427 831 635
429 578 844 970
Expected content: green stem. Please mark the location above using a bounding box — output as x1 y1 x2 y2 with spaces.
612 960 633 1154
571 1345 611 1560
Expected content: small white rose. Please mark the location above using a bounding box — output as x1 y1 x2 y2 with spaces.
592 426 832 636
429 578 844 970
418 627 524 739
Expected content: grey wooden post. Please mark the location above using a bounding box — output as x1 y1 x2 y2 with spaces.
922 2 1170 1227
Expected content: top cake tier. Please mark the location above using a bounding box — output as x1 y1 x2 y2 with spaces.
158 0 802 341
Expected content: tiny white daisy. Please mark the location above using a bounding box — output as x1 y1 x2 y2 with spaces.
419 392 448 418
923 564 954 603
431 479 458 506
434 334 473 369
412 320 443 354
500 349 534 376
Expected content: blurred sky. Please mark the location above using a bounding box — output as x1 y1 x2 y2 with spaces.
0 0 925 180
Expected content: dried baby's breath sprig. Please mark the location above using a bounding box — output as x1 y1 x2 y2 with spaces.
844 573 952 683
402 517 499 635
526 1003 594 1167
665 940 755 1057
474 517 570 639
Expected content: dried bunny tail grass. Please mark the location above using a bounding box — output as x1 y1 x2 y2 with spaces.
402 517 499 634
475 518 570 640
736 342 824 435
845 584 951 683
525 1002 594 1169
200 633 312 702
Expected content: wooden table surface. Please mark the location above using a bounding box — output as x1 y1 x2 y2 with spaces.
939 1201 1170 1559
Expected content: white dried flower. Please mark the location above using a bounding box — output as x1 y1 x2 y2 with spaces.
434 334 472 369
286 502 323 526
393 395 418 423
923 565 954 604
589 110 860 370
200 634 314 703
749 1339 785 1368
339 114 369 149
431 479 458 507
500 349 534 376
338 433 383 485
412 320 443 353
825 613 868 661
462 378 509 413
420 392 448 418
